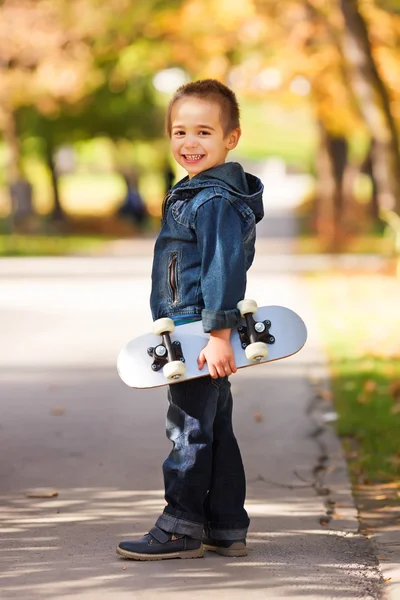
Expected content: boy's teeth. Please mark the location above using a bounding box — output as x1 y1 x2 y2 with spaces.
186 154 202 159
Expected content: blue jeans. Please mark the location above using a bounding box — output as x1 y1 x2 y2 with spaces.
155 376 250 540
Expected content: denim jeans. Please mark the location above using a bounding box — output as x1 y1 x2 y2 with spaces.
155 376 250 540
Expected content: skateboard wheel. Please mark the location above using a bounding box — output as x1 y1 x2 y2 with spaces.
153 317 175 336
237 299 258 316
245 341 268 362
163 360 186 381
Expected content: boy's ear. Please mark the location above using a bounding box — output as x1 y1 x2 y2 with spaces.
225 128 241 151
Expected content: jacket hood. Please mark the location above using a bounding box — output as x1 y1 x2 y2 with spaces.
173 162 264 224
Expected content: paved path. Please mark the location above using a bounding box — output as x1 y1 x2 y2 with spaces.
0 245 384 599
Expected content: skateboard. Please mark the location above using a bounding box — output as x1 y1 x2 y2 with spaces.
117 300 307 389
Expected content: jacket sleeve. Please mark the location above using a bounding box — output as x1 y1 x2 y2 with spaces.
195 196 246 333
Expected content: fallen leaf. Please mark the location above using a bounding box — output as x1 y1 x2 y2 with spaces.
317 389 333 401
50 407 65 416
357 394 369 404
25 488 58 498
389 381 400 400
364 380 377 393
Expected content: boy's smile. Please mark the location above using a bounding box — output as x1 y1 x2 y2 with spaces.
170 97 240 178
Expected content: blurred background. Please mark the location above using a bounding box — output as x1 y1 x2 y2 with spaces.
1 0 400 257
0 0 400 576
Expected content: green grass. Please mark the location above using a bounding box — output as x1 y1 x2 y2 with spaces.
0 234 113 256
308 273 400 484
330 358 400 482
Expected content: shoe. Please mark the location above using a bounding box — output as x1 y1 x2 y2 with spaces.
116 526 204 561
202 536 248 557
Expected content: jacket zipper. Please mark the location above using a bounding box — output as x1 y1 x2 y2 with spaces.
169 254 178 304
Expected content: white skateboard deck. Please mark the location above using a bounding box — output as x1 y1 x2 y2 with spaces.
117 305 307 389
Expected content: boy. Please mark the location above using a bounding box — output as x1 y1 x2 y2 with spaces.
117 79 264 561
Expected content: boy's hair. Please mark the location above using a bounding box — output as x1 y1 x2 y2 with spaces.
166 79 240 137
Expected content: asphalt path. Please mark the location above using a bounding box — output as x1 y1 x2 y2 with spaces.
0 243 385 600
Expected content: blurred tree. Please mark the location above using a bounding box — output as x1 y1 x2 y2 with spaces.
18 78 163 220
247 0 362 247
2 0 399 238
340 0 400 215
251 0 400 244
0 0 104 221
0 0 177 222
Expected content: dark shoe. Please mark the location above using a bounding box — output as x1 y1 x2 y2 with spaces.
117 526 204 561
202 536 248 557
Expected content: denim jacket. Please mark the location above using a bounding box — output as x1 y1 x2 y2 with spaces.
150 162 264 332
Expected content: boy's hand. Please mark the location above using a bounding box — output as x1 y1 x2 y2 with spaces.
197 329 237 379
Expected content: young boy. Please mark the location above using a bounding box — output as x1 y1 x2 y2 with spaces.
117 79 264 561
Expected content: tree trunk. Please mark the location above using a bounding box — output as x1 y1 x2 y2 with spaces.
340 0 400 214
314 123 349 250
362 139 380 223
45 143 65 222
327 134 348 243
3 109 34 232
3 109 22 182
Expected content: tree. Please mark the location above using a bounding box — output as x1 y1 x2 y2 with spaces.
339 0 400 214
0 0 177 221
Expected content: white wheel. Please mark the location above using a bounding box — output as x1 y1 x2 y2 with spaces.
153 317 175 336
163 360 186 381
237 299 258 316
245 342 268 362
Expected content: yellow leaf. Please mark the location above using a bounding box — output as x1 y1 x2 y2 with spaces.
364 379 377 393
357 394 369 404
389 381 400 400
317 389 333 401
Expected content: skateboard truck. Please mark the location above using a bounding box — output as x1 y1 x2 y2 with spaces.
237 299 274 361
238 318 275 348
148 318 186 380
147 339 185 372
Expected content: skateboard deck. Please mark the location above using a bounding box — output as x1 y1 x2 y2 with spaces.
117 304 307 389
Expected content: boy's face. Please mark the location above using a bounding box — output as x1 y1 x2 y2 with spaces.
170 97 241 178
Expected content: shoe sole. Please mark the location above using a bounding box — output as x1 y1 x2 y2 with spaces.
116 545 204 561
203 542 248 557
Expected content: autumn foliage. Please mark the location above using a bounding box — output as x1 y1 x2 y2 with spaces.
0 0 399 234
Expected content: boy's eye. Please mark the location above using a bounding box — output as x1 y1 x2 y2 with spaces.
199 130 210 135
174 131 185 136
